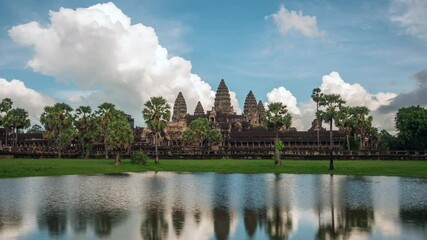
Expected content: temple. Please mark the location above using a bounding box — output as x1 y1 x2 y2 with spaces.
1 79 386 158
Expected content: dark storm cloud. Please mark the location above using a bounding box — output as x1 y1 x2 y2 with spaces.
378 69 427 113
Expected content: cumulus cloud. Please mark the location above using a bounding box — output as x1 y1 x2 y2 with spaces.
320 71 397 131
0 77 55 124
320 72 397 111
265 72 398 131
266 86 301 115
390 0 427 42
265 86 305 129
378 68 427 113
9 2 240 125
267 4 324 38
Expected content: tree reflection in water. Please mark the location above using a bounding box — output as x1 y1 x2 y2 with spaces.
140 174 169 240
316 175 375 240
213 174 231 240
266 174 293 239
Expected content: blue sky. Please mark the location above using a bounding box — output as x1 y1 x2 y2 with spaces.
0 0 426 130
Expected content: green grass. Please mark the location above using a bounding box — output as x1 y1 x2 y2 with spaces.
0 158 426 178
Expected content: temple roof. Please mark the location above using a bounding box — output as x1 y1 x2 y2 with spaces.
172 92 187 120
194 101 205 115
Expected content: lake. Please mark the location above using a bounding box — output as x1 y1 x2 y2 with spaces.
0 172 426 239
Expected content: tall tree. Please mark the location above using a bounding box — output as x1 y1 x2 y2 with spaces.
182 118 221 153
143 97 171 164
40 103 75 158
105 110 134 165
96 103 117 159
74 106 97 158
318 94 345 170
395 106 427 150
0 98 13 145
352 106 372 150
311 88 323 150
263 102 292 166
335 106 354 151
5 108 31 146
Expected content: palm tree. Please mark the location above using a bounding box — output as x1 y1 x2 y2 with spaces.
0 98 13 146
311 88 323 150
96 103 116 159
335 106 354 152
40 103 75 158
105 110 134 165
263 102 292 166
352 106 372 151
143 97 171 164
318 94 345 170
74 106 97 158
6 108 31 146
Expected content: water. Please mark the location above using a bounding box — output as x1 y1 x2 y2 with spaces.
0 172 426 239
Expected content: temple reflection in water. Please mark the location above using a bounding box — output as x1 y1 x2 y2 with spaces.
0 173 426 239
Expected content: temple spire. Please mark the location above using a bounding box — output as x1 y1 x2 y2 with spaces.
194 101 205 115
214 79 234 114
172 92 187 120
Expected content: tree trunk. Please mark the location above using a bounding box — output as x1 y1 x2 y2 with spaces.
104 138 108 159
274 130 281 166
4 128 7 146
155 132 159 164
316 103 320 151
346 134 350 152
58 148 62 159
329 119 334 170
115 151 121 165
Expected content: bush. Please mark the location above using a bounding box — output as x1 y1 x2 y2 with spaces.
130 151 150 165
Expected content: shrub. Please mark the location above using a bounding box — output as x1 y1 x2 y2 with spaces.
130 151 150 165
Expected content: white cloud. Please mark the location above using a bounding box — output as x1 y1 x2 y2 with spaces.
265 72 398 132
265 86 305 129
9 2 240 125
266 86 301 115
320 71 397 131
0 77 55 124
391 0 427 42
320 72 397 111
267 4 324 38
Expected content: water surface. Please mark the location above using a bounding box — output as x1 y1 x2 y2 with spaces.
0 172 426 239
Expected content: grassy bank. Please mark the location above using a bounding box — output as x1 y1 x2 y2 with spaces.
0 158 426 178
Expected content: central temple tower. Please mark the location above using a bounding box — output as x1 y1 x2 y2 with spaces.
214 79 234 115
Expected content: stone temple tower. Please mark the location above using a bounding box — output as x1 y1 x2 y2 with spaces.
194 101 205 116
214 79 234 115
243 91 260 126
257 100 265 125
172 92 187 121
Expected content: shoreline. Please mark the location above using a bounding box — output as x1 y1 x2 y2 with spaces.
1 158 426 179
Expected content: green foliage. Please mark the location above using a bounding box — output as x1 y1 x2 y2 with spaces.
105 110 134 151
74 106 98 158
379 130 396 150
395 106 427 150
318 94 346 125
27 124 44 134
276 139 284 151
263 102 292 133
40 103 75 157
182 118 221 147
130 151 150 165
142 96 171 163
263 102 292 165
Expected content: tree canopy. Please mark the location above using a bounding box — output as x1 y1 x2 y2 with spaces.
182 118 221 150
143 97 171 164
263 102 292 166
395 106 427 150
40 103 75 158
